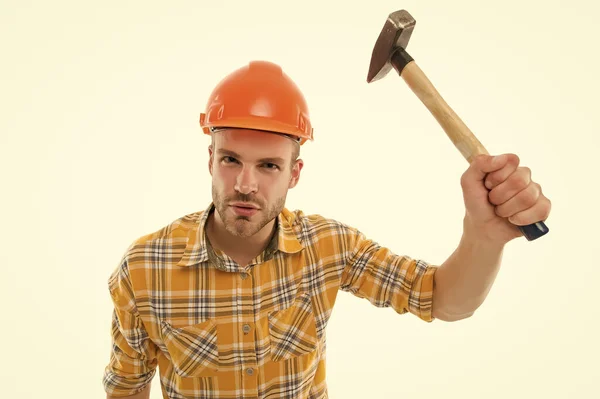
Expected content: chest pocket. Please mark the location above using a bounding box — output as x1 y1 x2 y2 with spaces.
268 292 319 362
160 318 220 377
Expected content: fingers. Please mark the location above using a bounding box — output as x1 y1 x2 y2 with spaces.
486 158 551 225
484 153 521 190
460 152 551 229
506 195 552 226
488 166 532 205
462 153 511 187
493 181 541 218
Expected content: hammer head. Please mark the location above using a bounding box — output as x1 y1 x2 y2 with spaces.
367 10 416 83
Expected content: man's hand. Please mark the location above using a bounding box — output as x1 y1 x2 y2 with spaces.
459 153 551 245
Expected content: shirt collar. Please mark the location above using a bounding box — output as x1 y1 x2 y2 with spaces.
176 202 304 268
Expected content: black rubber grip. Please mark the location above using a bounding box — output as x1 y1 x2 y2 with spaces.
518 221 549 241
390 47 414 75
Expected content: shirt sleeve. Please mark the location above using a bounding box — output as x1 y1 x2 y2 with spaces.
340 227 438 322
103 254 159 397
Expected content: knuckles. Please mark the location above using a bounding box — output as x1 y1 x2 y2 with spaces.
487 166 531 199
492 183 543 218
462 153 552 223
509 168 532 190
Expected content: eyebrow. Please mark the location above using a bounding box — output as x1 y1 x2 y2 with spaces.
216 149 287 165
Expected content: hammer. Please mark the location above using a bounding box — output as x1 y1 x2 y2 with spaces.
367 9 549 241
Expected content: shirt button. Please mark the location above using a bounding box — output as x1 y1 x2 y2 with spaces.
246 367 254 376
240 273 248 279
242 324 251 334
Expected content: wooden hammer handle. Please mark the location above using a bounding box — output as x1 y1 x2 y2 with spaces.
400 61 488 163
392 52 549 241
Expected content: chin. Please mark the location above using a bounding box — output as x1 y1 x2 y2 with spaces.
226 219 260 238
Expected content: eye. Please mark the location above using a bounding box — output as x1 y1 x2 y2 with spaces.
222 156 238 164
263 163 280 170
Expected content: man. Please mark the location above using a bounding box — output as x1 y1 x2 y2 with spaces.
103 60 551 399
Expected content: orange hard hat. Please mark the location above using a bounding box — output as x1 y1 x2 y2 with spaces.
199 60 314 145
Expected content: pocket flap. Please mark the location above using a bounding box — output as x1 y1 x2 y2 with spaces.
268 292 318 362
160 319 219 377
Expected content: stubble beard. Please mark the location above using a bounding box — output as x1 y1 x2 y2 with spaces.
212 184 286 238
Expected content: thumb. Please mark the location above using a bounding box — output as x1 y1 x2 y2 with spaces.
461 154 508 191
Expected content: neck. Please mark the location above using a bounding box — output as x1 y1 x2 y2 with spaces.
206 208 276 260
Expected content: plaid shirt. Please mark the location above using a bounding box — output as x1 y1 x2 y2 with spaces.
103 203 437 399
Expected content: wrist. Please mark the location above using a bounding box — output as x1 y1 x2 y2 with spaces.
462 216 508 250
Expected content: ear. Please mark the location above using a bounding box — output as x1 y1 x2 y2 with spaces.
208 145 214 176
288 159 304 189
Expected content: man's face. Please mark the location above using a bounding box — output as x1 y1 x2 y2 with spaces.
208 128 303 238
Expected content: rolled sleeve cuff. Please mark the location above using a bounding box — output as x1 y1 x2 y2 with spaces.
408 260 438 322
102 367 155 397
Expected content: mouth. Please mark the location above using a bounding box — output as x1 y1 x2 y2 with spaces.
230 203 260 217
230 202 259 209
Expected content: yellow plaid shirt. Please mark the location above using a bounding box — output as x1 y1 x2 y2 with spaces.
103 203 437 398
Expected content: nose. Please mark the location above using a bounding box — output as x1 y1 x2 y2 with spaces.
234 166 258 195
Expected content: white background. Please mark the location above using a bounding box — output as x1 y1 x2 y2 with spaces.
1 0 599 398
